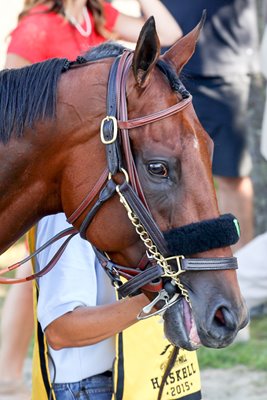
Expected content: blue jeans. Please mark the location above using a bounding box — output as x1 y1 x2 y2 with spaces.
53 373 113 400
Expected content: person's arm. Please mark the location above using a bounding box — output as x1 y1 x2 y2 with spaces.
35 214 153 351
114 0 182 46
4 53 31 69
45 293 151 350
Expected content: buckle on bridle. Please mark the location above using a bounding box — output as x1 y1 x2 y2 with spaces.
164 255 185 276
100 116 118 144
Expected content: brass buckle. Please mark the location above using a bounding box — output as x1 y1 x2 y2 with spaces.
100 116 118 144
164 255 185 275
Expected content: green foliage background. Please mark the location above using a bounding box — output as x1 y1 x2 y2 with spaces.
198 316 267 370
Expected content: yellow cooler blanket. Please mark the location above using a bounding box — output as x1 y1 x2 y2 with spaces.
29 228 201 400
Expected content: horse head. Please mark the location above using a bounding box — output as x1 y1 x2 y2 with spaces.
0 14 248 351
75 15 248 351
126 15 248 350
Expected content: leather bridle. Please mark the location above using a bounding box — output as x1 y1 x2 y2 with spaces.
67 50 239 317
0 51 239 319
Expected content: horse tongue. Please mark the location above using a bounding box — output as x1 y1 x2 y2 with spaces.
183 298 201 347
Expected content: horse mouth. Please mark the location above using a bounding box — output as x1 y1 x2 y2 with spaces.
163 297 202 351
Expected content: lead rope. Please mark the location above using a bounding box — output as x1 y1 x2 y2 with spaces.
0 228 78 284
157 346 180 400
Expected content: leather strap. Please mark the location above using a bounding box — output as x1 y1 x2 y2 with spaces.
180 257 238 271
79 179 117 239
118 181 169 256
116 52 148 205
101 56 122 175
93 242 238 298
0 229 78 284
93 246 163 295
117 265 163 297
118 96 192 130
67 167 109 225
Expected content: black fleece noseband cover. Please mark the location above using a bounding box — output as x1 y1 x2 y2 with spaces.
163 213 240 256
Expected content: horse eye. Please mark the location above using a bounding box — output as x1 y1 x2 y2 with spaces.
147 162 168 177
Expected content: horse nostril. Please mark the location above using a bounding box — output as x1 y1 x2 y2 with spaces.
214 306 237 331
214 308 225 326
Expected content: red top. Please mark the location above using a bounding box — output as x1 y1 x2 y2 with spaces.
7 3 119 62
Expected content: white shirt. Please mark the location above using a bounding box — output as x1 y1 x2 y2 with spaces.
36 213 116 383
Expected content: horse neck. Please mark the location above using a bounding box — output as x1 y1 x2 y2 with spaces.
0 73 107 254
0 131 64 254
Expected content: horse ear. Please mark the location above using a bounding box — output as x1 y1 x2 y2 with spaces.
132 16 160 87
162 10 206 74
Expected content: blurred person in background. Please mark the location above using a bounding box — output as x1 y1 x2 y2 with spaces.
233 0 267 341
160 0 259 252
260 0 267 161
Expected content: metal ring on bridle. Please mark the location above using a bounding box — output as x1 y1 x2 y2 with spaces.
109 168 129 183
100 116 118 144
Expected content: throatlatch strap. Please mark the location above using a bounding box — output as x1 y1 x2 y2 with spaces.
79 179 117 239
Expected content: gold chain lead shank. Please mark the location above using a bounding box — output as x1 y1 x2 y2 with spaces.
116 186 191 304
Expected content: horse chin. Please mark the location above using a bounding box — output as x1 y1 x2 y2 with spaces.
163 297 202 351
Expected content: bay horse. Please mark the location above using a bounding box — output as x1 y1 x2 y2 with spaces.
0 16 248 351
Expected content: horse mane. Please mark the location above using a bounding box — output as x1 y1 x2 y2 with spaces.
81 41 190 98
84 41 189 98
82 41 126 62
0 58 69 144
0 41 189 145
0 42 125 145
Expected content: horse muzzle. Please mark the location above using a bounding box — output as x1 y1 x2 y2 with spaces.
163 291 249 351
